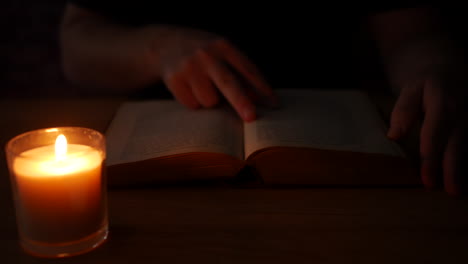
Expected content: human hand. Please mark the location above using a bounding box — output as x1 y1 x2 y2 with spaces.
386 41 468 195
150 27 278 122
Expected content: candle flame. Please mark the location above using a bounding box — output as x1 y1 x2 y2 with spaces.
55 134 67 161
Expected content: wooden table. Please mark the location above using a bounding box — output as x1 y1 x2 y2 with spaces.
1 98 468 264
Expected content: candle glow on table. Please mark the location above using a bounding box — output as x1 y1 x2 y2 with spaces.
7 129 108 258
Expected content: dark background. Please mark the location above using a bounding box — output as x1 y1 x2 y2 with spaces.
0 0 383 99
1 1 465 99
0 0 76 99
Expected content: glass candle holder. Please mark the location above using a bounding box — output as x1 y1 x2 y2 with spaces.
5 127 108 258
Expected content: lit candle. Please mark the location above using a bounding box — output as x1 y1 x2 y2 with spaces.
6 127 108 258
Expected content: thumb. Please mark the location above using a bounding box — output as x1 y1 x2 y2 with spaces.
388 84 423 140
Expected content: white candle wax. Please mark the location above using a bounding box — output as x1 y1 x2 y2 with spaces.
12 139 105 243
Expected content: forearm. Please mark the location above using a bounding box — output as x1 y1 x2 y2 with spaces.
60 4 162 94
368 6 459 91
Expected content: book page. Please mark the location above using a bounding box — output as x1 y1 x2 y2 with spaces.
106 100 243 165
244 89 404 158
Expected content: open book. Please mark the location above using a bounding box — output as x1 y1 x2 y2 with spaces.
105 89 419 186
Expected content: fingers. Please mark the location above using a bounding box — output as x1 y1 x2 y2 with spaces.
387 83 422 140
398 78 466 196
198 49 257 122
184 61 220 108
191 78 219 108
443 125 466 196
420 80 452 189
162 38 274 122
164 73 200 110
213 39 279 107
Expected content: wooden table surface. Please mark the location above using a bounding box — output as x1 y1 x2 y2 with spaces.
1 98 467 264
